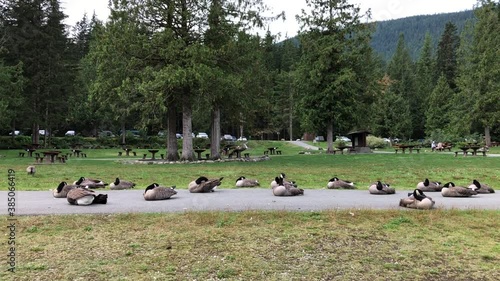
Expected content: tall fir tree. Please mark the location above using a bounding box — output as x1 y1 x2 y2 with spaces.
436 22 460 91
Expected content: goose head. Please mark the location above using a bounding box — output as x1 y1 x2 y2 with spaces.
114 178 121 185
195 176 209 184
75 177 85 185
413 189 427 201
144 183 160 192
443 182 455 188
471 179 481 190
423 178 430 186
56 181 67 192
236 176 246 183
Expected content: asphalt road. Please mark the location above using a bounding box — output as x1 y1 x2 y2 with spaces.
2 188 499 216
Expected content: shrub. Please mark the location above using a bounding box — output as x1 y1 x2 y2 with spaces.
367 135 387 149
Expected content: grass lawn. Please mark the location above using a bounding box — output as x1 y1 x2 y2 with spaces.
1 210 499 280
1 141 499 280
0 140 499 191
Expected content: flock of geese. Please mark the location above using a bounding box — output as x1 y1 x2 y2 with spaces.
46 168 495 209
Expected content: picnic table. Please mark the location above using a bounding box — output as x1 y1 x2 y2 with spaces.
148 149 159 160
26 148 36 157
123 148 133 156
72 149 82 157
194 149 206 160
43 151 61 163
267 147 278 155
394 145 420 154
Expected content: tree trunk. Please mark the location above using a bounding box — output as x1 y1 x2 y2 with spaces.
121 121 126 146
484 126 491 147
181 89 195 161
326 121 334 153
210 106 221 160
167 101 179 161
32 123 39 146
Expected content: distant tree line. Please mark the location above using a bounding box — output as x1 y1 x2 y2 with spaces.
0 0 498 158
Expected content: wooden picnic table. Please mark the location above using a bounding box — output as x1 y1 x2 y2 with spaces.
148 149 159 160
267 147 278 155
123 148 133 156
194 149 206 160
43 151 61 163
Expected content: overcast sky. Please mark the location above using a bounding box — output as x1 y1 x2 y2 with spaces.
62 0 478 38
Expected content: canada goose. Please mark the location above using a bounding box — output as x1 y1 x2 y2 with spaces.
73 177 108 189
272 177 304 196
188 176 223 193
67 187 108 205
109 177 136 190
468 179 495 194
143 183 177 200
270 173 297 188
26 165 36 176
399 189 435 209
327 177 356 189
53 181 79 198
368 181 395 194
416 178 442 192
235 176 260 187
441 182 477 197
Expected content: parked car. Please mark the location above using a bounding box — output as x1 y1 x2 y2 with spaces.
238 136 247 141
336 136 351 142
65 130 75 136
8 130 21 136
196 132 209 139
314 136 325 142
221 134 236 141
98 130 115 137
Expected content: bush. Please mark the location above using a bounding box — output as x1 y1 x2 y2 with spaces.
367 135 387 149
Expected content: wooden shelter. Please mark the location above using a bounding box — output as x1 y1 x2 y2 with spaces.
347 130 372 153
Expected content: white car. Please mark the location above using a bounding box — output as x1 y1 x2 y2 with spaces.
196 132 209 139
65 130 75 136
336 136 351 142
8 130 20 136
238 136 247 141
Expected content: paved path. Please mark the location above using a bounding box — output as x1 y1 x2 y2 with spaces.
288 140 321 150
2 189 499 215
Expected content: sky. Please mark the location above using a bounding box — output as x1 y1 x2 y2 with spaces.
62 0 478 37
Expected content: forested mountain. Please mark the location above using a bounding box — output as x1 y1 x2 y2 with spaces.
371 10 474 61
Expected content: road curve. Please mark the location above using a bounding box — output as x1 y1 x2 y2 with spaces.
2 189 499 216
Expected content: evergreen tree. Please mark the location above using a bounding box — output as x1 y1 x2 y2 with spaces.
1 0 70 146
436 22 460 91
295 0 376 152
385 34 415 140
416 33 436 138
456 0 500 145
425 75 453 135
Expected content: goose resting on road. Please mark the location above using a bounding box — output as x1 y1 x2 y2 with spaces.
143 183 177 200
399 189 435 209
272 177 304 196
188 176 223 193
416 178 442 192
235 176 260 187
368 181 396 194
73 177 108 189
468 179 495 194
327 177 356 189
53 181 79 198
110 177 136 190
67 187 108 205
441 182 477 197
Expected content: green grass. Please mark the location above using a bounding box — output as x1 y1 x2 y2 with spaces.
1 141 500 280
0 141 500 190
0 140 499 191
1 210 499 280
